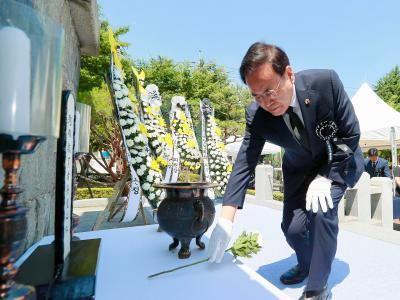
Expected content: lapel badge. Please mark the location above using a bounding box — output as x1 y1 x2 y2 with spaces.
305 98 311 106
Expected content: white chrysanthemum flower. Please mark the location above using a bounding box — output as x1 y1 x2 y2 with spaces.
137 169 144 176
148 193 155 200
143 183 150 191
254 231 264 247
147 175 153 182
115 91 123 99
156 190 161 196
136 157 142 163
126 140 134 147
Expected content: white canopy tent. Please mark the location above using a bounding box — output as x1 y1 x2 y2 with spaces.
225 136 281 162
351 83 400 176
351 83 400 151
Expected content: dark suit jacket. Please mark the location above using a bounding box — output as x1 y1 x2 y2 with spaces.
364 157 390 178
223 69 365 209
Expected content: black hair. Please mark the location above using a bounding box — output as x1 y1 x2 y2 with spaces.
239 42 290 84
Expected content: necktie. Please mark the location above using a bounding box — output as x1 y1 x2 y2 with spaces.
287 106 309 149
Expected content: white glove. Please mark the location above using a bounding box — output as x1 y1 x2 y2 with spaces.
306 175 334 213
208 217 233 263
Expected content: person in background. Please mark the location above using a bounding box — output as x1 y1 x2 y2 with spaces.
364 148 390 178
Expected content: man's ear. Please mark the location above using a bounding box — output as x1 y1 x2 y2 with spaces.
286 65 295 83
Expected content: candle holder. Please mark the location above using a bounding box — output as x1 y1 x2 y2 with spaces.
0 134 44 299
0 0 64 298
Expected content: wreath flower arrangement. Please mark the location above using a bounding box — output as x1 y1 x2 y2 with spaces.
170 96 201 172
140 84 173 169
112 68 165 208
205 111 232 194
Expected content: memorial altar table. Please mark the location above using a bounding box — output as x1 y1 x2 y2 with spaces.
17 225 291 300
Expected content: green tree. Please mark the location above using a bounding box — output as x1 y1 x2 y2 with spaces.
375 65 400 111
79 20 129 93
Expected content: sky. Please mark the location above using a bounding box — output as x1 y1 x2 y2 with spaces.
99 0 400 97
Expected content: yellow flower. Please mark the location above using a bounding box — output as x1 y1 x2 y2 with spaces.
187 139 196 149
157 156 168 167
164 134 173 148
217 142 225 150
145 106 154 116
159 117 166 127
184 161 189 166
150 159 161 172
182 122 191 135
215 127 221 137
227 164 233 173
139 123 149 137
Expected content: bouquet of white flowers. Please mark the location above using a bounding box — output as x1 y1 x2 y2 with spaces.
112 68 165 208
140 84 173 170
204 108 232 195
170 96 201 172
148 231 263 278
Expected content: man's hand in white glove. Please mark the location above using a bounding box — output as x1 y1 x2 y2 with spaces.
306 175 333 213
208 217 233 263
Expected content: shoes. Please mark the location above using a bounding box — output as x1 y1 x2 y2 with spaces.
298 287 330 300
280 265 309 285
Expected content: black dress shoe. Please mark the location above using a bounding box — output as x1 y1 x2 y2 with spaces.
280 265 309 285
298 287 330 300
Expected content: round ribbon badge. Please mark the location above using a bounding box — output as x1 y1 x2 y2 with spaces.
316 120 353 164
316 121 338 164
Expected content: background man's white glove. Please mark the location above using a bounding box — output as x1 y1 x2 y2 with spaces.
306 175 333 213
208 217 233 263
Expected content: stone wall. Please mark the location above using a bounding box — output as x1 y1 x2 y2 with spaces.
0 0 81 250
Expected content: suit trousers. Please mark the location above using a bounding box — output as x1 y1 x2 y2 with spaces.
281 179 347 291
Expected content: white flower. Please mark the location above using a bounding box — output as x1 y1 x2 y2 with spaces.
120 118 127 126
148 193 155 200
147 175 153 182
113 83 121 91
137 169 144 176
136 157 143 163
126 140 134 147
156 190 161 196
254 231 264 247
143 183 150 190
115 91 123 99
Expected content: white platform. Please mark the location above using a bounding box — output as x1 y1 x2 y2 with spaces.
17 223 290 300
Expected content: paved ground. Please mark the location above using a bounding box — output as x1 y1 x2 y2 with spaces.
73 198 156 232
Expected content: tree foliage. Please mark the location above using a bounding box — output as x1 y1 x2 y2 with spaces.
375 65 400 111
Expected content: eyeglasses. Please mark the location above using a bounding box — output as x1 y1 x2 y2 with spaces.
254 75 283 102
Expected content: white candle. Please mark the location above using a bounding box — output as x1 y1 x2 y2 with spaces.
0 26 31 137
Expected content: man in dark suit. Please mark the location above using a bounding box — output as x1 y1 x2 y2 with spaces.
364 148 391 178
208 43 364 300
